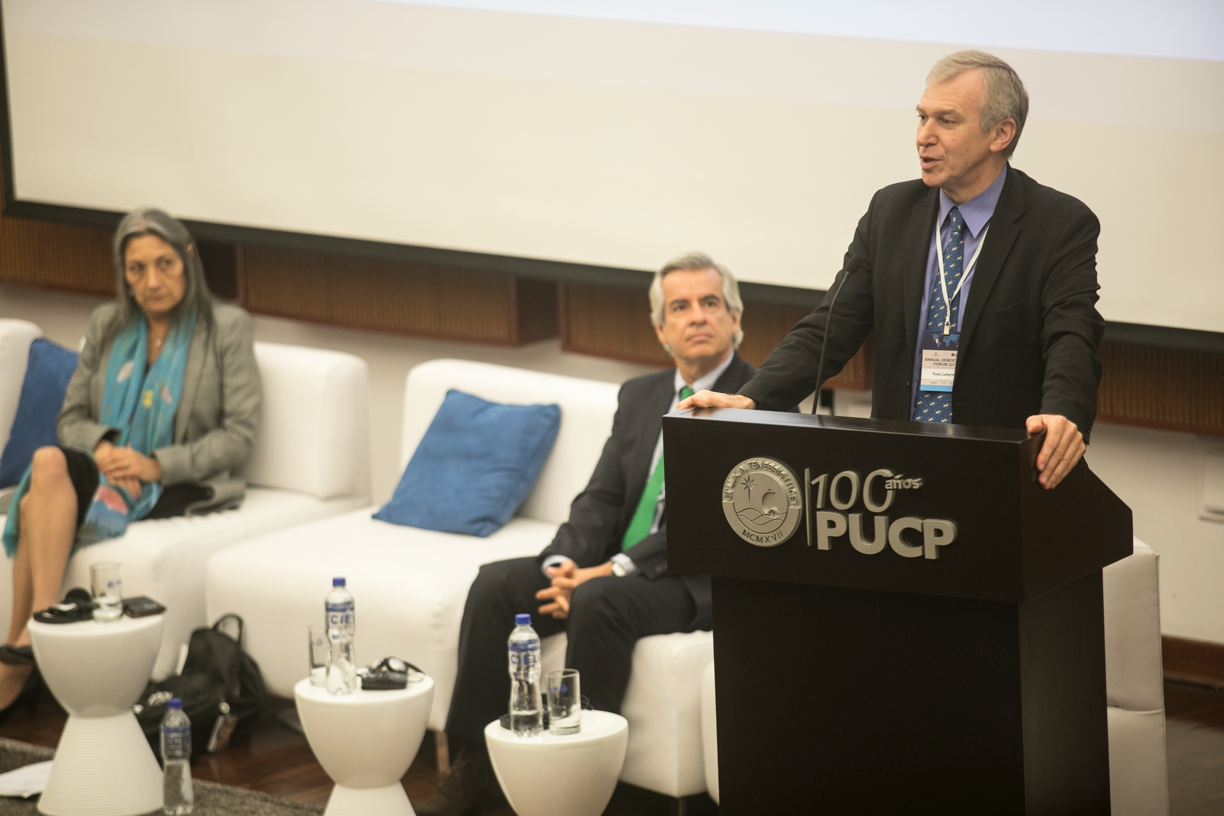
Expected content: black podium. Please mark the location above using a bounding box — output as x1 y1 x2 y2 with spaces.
663 408 1132 815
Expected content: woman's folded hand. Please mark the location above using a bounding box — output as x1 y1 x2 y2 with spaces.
98 445 161 484
93 440 118 470
110 475 143 499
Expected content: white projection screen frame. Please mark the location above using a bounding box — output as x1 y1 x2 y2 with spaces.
2 0 1222 343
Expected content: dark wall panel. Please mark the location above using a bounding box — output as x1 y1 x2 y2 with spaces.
240 245 542 344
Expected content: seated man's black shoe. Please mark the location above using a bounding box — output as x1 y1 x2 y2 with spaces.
415 748 505 816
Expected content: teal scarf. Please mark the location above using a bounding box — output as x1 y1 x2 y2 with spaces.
3 313 196 556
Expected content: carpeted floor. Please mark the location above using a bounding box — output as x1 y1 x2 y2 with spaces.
0 737 323 816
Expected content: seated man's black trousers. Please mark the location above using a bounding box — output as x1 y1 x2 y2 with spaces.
444 556 704 745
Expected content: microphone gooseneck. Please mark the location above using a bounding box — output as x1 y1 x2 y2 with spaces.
811 257 863 416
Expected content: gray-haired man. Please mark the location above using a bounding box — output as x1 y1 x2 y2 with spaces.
686 50 1104 492
419 253 755 816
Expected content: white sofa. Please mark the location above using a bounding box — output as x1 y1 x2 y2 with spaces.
206 359 619 728
700 537 1170 814
0 319 371 679
206 358 719 800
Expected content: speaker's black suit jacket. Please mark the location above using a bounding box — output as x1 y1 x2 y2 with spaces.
539 352 755 622
740 166 1105 441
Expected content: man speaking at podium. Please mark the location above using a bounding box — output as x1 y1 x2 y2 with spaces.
419 253 754 816
684 50 1103 491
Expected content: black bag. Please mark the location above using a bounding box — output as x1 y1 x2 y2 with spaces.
135 614 266 763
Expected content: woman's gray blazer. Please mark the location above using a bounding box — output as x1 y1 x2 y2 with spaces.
57 301 262 513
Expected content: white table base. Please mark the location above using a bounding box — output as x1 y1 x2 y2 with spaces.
294 677 434 816
30 616 165 816
485 710 629 816
324 784 414 816
38 713 162 816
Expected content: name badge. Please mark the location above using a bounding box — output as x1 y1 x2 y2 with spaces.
919 332 959 392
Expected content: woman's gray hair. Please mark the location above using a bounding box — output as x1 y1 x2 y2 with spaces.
928 50 1029 158
648 251 744 349
108 207 213 343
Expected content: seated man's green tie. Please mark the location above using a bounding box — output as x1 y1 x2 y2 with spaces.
621 385 694 549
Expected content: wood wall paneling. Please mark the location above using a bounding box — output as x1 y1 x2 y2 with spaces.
739 301 873 390
1098 343 1224 436
559 282 671 367
197 240 240 302
239 246 557 345
512 277 559 345
0 214 113 295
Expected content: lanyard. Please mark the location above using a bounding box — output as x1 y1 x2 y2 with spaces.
934 221 989 335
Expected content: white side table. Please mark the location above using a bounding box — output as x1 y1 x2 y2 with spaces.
295 676 435 816
29 615 164 816
484 711 629 816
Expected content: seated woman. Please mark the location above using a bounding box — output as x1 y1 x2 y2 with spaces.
0 207 262 715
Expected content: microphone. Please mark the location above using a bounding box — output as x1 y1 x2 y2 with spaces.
812 256 865 416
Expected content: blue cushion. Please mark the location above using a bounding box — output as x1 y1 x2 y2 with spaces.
0 338 80 488
373 389 562 537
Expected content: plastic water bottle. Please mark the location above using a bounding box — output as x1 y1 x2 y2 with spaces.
160 698 193 815
508 613 542 737
326 577 358 695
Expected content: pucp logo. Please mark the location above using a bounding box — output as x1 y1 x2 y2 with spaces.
722 457 803 547
722 461 958 559
805 468 957 559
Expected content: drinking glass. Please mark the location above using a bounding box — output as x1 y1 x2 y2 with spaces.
547 668 581 735
308 624 329 686
90 561 123 622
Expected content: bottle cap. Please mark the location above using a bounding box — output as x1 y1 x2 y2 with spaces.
515 613 530 626
333 577 346 587
168 698 183 710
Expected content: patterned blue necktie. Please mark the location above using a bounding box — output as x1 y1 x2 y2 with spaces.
911 207 966 424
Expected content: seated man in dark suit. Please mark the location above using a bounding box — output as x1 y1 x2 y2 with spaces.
419 252 755 816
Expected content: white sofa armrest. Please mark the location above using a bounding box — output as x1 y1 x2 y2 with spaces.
243 343 370 500
1103 538 1164 713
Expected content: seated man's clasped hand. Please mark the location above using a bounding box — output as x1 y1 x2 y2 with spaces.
535 558 613 619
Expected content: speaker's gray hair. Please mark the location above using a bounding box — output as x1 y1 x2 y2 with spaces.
928 50 1029 158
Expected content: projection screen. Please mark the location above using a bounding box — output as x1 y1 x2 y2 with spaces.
3 0 1222 337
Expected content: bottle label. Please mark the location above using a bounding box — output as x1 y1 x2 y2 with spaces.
508 641 539 668
326 601 354 636
162 726 191 753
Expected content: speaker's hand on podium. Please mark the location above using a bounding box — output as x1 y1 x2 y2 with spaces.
1026 414 1085 490
678 391 756 411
